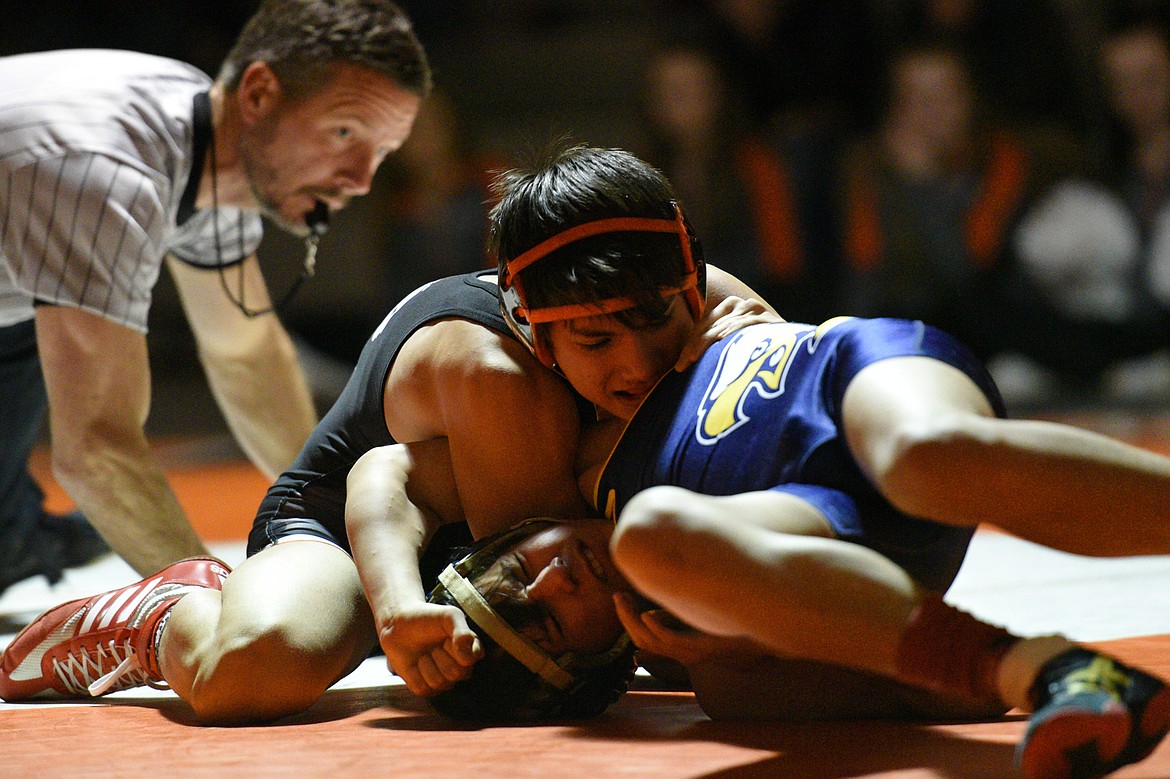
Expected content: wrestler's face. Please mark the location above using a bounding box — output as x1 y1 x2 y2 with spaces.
239 62 420 235
479 519 626 655
546 294 695 420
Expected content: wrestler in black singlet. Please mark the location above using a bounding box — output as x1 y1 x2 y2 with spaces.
247 271 520 580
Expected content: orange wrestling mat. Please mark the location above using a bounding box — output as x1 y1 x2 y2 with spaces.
0 636 1167 778
11 422 1170 778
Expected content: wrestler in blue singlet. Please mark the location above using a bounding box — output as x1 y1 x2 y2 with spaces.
592 317 1006 592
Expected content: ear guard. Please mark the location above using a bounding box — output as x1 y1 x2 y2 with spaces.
498 203 705 369
434 520 576 689
438 564 578 690
433 519 632 694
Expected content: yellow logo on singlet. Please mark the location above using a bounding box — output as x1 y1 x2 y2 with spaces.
694 318 852 444
604 489 618 523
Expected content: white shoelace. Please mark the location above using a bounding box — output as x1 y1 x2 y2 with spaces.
50 639 158 696
48 576 223 697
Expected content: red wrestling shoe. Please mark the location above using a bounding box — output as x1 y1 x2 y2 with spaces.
0 556 229 700
1017 648 1170 779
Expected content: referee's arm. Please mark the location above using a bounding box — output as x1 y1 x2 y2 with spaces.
35 304 209 575
168 254 318 480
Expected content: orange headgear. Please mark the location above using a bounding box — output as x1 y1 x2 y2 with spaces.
498 203 705 368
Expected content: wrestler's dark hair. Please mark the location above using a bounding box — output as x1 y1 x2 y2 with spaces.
426 521 637 722
218 0 431 100
488 141 706 328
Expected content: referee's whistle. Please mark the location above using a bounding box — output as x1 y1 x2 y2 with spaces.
305 200 329 237
302 201 329 277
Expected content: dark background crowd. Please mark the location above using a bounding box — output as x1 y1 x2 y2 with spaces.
8 0 1170 415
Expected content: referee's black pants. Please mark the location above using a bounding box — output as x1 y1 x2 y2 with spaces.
0 319 54 571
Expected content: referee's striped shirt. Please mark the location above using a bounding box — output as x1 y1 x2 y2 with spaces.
0 49 261 331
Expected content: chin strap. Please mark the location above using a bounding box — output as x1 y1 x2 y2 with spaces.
438 565 576 690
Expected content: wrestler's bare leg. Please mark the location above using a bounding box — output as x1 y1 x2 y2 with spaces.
611 488 923 678
610 487 1069 713
159 540 376 724
842 356 1170 556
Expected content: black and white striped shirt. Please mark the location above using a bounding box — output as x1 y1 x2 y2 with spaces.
0 49 262 331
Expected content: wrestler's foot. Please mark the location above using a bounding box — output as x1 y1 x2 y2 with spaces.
0 556 229 700
1017 648 1170 779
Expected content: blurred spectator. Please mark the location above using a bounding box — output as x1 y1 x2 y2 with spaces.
660 0 887 139
376 91 495 303
886 0 1103 138
1006 177 1163 402
1015 9 1170 402
638 44 838 322
836 42 1083 366
1000 9 1170 404
1101 12 1170 311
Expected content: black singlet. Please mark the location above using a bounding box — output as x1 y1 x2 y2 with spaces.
247 271 517 555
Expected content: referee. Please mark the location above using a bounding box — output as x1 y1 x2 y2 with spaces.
0 0 430 587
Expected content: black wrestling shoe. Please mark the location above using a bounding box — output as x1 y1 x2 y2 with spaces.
0 510 110 596
1017 648 1170 779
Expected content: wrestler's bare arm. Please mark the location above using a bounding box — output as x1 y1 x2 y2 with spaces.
386 318 587 538
346 439 482 697
351 319 587 694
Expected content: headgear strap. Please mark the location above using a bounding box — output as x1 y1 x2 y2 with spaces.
438 565 576 690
